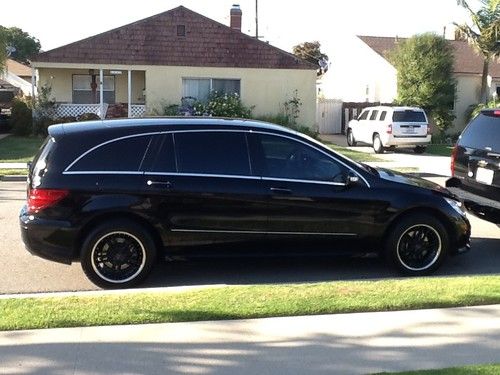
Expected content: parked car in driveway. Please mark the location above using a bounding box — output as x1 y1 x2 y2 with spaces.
20 118 470 288
446 109 500 225
347 106 431 153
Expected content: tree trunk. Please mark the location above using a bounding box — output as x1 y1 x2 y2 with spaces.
480 58 490 104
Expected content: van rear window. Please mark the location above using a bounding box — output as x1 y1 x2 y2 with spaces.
392 111 426 122
459 112 500 151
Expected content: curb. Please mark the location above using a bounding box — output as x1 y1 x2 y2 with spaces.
0 175 27 182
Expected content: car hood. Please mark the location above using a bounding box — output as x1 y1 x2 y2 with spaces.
377 168 452 197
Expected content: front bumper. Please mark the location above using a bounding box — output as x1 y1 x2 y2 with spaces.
19 205 79 264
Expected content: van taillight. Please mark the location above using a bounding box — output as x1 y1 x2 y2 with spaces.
27 188 69 214
386 124 392 134
451 145 458 176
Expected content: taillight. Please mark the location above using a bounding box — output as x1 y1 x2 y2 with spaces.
386 124 392 134
494 110 500 116
27 188 69 214
451 144 458 176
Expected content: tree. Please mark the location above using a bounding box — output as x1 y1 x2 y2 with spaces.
0 31 6 74
0 26 41 63
455 0 500 103
390 33 456 133
292 41 329 76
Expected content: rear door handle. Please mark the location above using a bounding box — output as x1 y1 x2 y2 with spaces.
147 180 172 189
270 187 292 194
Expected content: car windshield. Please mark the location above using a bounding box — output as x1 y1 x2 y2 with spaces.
459 112 500 151
392 110 426 122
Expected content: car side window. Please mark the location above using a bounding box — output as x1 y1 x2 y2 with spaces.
252 134 344 182
369 110 379 121
174 131 251 176
68 135 152 172
358 110 369 120
150 134 176 172
380 111 387 121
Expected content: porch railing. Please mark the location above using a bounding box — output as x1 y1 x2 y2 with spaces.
54 104 108 119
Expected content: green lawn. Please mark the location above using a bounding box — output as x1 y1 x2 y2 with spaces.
376 363 500 374
425 144 453 157
326 143 382 162
0 136 44 163
2 276 500 331
0 168 28 177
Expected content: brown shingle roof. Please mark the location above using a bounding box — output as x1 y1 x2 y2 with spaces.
34 6 315 70
6 59 31 77
358 35 500 77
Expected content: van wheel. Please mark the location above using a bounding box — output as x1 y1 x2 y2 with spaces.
347 129 357 146
414 146 426 154
384 214 449 276
373 134 385 154
81 219 157 289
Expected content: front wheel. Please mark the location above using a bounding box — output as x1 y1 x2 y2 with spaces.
384 214 449 276
347 129 357 146
373 134 385 154
81 220 157 289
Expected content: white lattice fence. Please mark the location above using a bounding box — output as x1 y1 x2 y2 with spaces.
54 104 108 118
130 105 146 118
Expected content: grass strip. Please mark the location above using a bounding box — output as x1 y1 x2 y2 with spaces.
375 363 500 374
1 276 500 331
0 168 28 177
0 136 44 163
425 144 453 157
327 144 382 162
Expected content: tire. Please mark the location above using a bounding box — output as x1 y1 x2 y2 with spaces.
384 214 449 276
80 219 157 289
347 129 357 146
414 146 426 154
373 134 385 154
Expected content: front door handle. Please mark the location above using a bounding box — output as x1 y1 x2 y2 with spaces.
147 180 172 189
270 187 292 194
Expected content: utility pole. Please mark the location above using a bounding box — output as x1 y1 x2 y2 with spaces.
255 0 259 39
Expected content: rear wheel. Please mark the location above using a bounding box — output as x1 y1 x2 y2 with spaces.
414 146 426 154
385 214 449 276
347 129 357 146
373 134 384 154
81 219 157 289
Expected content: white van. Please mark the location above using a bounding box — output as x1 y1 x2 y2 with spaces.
347 106 431 153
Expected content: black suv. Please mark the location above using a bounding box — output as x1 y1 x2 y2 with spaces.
446 109 500 224
20 118 470 288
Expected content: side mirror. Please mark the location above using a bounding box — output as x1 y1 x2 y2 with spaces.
338 171 360 187
445 177 461 188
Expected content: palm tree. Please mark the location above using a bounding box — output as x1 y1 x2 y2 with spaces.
455 0 500 103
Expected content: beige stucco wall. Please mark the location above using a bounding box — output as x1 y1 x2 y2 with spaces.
452 73 481 133
34 63 317 128
37 68 145 104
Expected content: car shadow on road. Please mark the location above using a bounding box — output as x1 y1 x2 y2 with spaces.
141 237 500 289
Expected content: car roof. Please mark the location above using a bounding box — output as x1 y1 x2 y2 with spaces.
48 117 299 137
361 106 424 112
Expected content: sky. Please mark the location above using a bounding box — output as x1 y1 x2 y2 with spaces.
0 0 476 53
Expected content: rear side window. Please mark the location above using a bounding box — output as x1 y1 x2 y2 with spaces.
393 110 426 122
459 112 500 151
31 137 56 187
67 135 152 172
358 111 369 120
380 111 387 121
369 110 379 120
150 134 176 172
175 131 251 175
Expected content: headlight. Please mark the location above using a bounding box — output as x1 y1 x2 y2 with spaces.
444 197 466 216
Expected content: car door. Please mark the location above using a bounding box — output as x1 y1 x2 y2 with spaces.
353 109 370 143
144 130 269 250
248 132 377 251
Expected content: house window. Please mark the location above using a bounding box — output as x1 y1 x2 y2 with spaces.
182 78 241 102
177 25 186 36
72 74 115 104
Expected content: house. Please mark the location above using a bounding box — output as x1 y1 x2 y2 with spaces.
319 35 500 133
0 58 33 97
31 5 317 126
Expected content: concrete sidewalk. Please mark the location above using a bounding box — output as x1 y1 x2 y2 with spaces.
1 305 499 374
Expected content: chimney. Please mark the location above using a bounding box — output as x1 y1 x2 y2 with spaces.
230 4 242 31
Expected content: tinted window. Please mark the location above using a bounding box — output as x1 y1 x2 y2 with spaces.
369 110 379 121
175 131 251 175
358 110 369 120
69 135 151 171
392 110 426 122
150 134 176 172
380 111 387 121
254 134 343 182
459 112 500 151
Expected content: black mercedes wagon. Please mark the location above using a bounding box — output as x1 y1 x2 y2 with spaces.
20 118 471 288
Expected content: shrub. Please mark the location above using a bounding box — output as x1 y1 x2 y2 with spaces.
10 98 32 136
466 100 498 122
77 113 100 122
193 91 253 118
253 114 318 139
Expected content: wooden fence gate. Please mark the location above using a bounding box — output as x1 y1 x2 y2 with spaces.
317 99 343 134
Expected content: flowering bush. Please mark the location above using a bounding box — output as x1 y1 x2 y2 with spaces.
193 91 253 118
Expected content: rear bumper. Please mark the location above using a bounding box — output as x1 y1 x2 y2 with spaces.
383 134 431 147
19 205 79 264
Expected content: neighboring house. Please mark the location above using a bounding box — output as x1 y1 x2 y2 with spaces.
320 35 500 132
0 58 32 96
31 5 317 125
